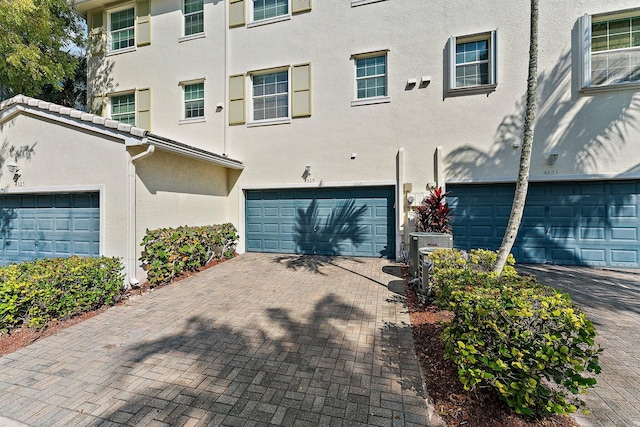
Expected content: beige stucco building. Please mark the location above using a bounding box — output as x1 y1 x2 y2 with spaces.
1 0 639 274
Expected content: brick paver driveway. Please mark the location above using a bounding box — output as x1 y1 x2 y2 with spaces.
0 253 432 426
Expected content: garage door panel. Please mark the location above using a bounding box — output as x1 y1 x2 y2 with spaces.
246 186 394 257
0 193 100 266
449 181 639 268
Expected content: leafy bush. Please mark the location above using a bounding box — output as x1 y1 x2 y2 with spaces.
140 223 238 286
415 187 454 233
0 256 124 334
427 249 602 417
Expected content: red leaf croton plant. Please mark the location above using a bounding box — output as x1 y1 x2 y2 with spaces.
415 187 454 234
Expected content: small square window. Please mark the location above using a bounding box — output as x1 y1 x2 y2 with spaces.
448 31 497 95
184 0 204 36
184 82 205 118
109 7 135 52
111 93 136 124
252 70 289 121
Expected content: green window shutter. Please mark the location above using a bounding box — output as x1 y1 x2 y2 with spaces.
91 94 105 116
292 0 311 14
292 63 311 117
89 11 105 55
137 88 151 129
136 0 151 46
229 0 245 27
228 74 245 125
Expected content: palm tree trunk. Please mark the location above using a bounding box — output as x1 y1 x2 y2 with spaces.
493 0 539 274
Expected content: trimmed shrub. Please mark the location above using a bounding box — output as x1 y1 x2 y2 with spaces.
140 223 238 286
0 256 124 334
428 249 602 417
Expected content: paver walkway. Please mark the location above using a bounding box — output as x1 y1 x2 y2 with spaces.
0 253 433 426
518 265 640 427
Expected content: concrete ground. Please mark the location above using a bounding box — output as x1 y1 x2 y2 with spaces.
0 253 434 427
518 265 640 427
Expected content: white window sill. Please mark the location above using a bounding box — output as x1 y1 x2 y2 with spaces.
179 117 206 125
106 46 136 56
351 96 391 107
179 32 206 43
447 84 497 97
247 14 291 28
351 0 387 7
247 117 291 127
580 81 640 95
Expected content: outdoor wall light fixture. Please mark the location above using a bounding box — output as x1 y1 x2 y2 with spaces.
6 161 21 184
302 164 311 180
546 152 559 165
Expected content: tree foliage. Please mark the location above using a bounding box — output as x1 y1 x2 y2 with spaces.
0 0 84 99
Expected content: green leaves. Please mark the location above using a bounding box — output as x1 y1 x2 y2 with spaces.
0 0 84 99
0 256 124 334
433 248 602 417
140 223 239 286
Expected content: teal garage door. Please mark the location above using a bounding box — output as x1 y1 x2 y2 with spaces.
0 193 100 266
246 186 395 258
448 181 640 267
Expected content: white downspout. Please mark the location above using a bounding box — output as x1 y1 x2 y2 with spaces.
128 144 155 286
223 0 229 156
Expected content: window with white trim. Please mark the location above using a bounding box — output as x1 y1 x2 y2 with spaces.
111 93 135 124
252 70 289 121
355 55 387 99
108 7 135 51
252 0 289 22
579 10 640 91
184 0 204 36
448 31 497 95
184 82 205 118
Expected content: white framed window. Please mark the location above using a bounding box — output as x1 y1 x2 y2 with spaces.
110 93 136 124
250 69 290 125
183 82 205 119
351 51 390 106
249 0 290 27
448 31 497 96
108 6 135 52
579 9 640 93
183 0 204 36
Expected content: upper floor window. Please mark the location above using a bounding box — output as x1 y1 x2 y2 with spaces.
351 51 390 106
184 0 204 36
580 11 640 93
252 70 289 122
184 82 205 118
253 0 288 22
109 7 135 51
356 55 387 99
448 31 497 96
111 93 136 124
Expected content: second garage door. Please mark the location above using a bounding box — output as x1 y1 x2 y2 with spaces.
246 186 395 258
448 180 640 268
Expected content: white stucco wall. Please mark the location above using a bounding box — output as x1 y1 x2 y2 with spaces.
78 0 640 255
0 112 130 262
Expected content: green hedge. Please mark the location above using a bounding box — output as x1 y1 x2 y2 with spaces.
140 223 238 286
0 256 124 334
428 249 602 417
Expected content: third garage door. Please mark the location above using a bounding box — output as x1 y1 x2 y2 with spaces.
448 180 640 268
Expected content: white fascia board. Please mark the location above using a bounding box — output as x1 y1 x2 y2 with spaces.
1 104 140 146
241 180 396 190
141 135 245 170
445 172 640 184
